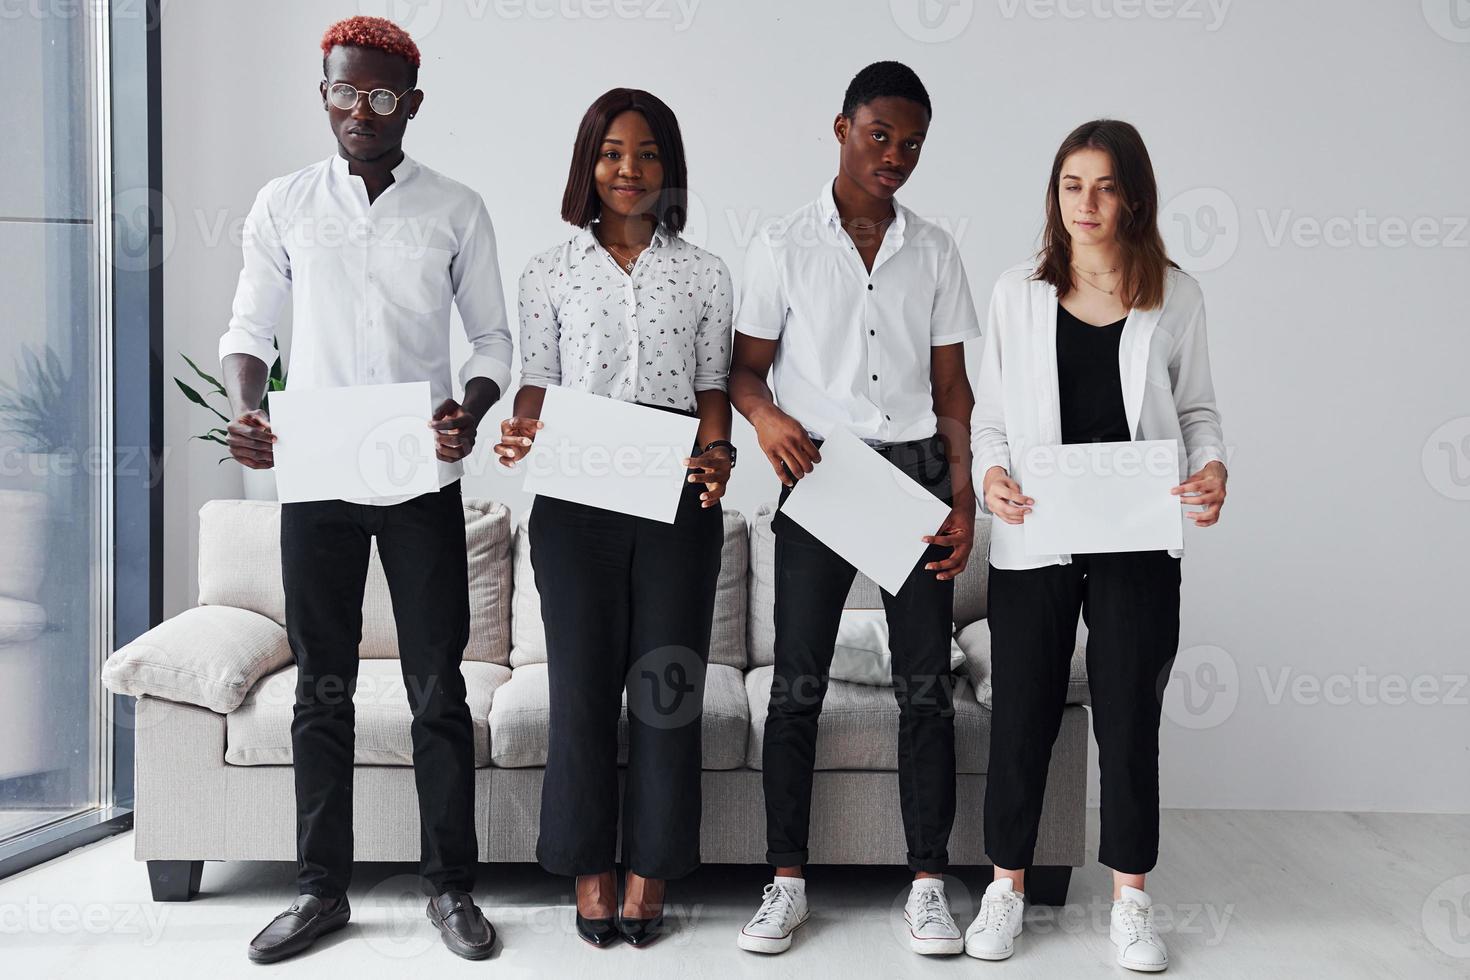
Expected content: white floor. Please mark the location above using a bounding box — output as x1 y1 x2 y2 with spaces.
1 808 1466 979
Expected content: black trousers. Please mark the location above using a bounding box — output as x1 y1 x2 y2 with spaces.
763 435 957 873
983 550 1181 875
528 473 723 880
280 481 477 900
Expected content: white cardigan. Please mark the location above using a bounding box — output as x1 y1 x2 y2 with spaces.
972 263 1226 570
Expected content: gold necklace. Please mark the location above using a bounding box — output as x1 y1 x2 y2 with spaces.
603 241 642 272
1072 262 1119 296
1076 274 1117 297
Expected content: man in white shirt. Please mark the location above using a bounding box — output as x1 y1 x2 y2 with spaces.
218 17 507 964
729 62 981 957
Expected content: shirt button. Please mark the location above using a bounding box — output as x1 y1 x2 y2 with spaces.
872 374 878 381
869 329 876 336
867 284 874 291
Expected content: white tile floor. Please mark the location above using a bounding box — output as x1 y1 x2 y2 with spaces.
2 808 1467 979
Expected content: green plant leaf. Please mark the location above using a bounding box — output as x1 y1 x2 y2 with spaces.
174 378 231 423
180 353 226 396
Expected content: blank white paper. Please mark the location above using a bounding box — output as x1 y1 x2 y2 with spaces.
520 385 701 524
1020 439 1184 555
268 382 439 504
780 426 953 595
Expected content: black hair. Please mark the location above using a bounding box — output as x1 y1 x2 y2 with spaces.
841 61 931 119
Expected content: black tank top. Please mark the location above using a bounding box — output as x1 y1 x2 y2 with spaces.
1056 304 1131 445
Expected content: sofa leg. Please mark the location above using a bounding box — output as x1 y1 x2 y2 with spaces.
1023 865 1073 906
147 860 203 902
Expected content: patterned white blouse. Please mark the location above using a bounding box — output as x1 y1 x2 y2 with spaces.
517 223 733 411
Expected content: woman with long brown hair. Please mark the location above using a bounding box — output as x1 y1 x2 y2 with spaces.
492 88 735 949
964 119 1228 972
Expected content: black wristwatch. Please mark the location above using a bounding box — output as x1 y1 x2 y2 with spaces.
702 439 737 468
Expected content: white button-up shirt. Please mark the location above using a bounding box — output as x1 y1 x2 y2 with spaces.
517 224 732 410
734 180 981 442
218 152 514 504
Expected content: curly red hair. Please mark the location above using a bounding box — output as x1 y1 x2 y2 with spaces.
320 15 421 69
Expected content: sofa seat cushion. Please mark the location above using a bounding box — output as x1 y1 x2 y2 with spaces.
488 663 749 770
225 659 511 767
743 665 991 773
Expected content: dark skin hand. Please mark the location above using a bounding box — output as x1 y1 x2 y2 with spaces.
923 342 975 580
222 45 501 467
493 108 733 511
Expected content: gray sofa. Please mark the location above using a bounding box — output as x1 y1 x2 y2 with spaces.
103 497 1088 904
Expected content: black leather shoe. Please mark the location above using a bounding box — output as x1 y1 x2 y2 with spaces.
576 911 620 947
618 909 666 948
247 894 350 964
426 890 496 960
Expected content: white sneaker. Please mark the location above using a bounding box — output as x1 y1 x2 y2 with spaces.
964 877 1025 960
1110 886 1168 972
904 879 963 955
737 877 808 954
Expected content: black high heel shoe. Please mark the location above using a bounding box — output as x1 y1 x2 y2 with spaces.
575 911 620 947
618 875 667 949
575 873 620 948
617 908 665 948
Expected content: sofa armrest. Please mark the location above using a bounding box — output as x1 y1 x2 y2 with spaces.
954 618 1090 708
102 606 292 713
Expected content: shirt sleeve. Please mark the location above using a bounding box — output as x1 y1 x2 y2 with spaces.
693 256 733 392
733 230 786 341
1172 293 1226 474
451 197 515 397
930 235 982 346
218 182 291 370
516 253 562 389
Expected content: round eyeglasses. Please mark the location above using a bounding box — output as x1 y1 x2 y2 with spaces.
325 82 416 116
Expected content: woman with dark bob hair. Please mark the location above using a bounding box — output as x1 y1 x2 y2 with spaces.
492 89 735 949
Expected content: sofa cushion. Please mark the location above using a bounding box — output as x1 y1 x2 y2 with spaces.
488 662 748 770
509 504 749 669
0 596 47 645
102 605 293 713
746 503 991 667
955 618 1089 708
743 664 991 773
197 497 514 665
224 658 511 767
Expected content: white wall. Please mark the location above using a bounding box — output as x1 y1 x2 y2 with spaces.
159 0 1470 813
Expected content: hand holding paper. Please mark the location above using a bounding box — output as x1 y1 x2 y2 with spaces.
519 385 701 524
267 382 440 504
1019 440 1184 555
779 427 953 595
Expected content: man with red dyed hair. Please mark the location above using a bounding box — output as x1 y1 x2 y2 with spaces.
219 15 507 964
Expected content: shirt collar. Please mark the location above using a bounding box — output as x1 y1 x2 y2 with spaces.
817 178 908 244
329 151 418 183
576 220 674 253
